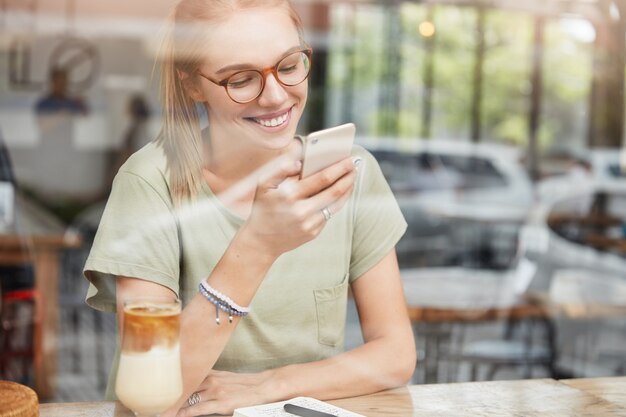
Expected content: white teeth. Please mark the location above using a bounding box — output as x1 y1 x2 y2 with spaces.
254 112 288 127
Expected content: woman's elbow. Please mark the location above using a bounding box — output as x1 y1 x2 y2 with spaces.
396 344 417 385
383 337 417 387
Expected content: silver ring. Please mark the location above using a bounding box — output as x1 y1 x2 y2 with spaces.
188 392 201 406
321 206 332 221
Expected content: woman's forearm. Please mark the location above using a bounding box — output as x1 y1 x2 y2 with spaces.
267 331 416 403
165 229 278 415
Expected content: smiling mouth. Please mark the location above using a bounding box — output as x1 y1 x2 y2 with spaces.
248 108 291 128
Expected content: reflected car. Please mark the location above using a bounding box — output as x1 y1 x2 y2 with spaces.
363 139 534 268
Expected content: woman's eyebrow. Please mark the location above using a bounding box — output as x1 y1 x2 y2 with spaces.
214 45 304 75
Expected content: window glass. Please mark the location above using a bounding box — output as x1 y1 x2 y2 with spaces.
542 17 593 152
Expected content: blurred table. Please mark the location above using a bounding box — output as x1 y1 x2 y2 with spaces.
0 192 80 399
547 212 622 228
401 267 549 383
548 212 626 255
584 233 626 253
39 378 626 416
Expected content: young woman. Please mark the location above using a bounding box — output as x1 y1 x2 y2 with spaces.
84 0 416 415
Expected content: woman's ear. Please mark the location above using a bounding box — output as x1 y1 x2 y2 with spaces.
177 69 205 103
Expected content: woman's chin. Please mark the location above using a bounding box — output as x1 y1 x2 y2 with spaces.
264 131 298 151
247 124 300 150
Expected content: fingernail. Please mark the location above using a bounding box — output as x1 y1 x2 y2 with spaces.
352 157 362 168
295 160 302 170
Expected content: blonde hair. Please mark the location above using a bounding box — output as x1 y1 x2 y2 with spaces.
156 0 304 206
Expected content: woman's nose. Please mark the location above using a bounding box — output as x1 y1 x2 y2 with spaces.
258 73 288 106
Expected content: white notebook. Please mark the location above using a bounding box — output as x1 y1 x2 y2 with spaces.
233 396 365 417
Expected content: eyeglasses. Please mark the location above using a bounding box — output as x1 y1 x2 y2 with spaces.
197 48 312 104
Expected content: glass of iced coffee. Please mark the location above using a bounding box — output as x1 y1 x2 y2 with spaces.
116 296 183 416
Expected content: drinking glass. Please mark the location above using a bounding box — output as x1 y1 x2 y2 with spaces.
116 296 183 417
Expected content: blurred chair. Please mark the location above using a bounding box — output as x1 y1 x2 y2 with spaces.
548 268 626 378
451 315 556 381
444 258 558 381
0 131 38 386
403 258 556 383
0 287 40 385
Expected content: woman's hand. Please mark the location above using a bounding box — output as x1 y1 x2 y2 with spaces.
241 154 358 258
176 370 276 417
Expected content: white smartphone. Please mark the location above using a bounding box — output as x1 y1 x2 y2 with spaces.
300 123 356 178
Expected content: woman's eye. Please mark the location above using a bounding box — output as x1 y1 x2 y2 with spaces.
228 74 255 89
279 64 298 74
228 79 251 89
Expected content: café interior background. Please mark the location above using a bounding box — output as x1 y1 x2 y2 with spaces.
1 0 626 402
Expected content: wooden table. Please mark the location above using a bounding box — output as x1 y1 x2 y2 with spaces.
401 267 549 320
560 376 626 409
0 192 80 400
401 267 551 383
38 378 626 416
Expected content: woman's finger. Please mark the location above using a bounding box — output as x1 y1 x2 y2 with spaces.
257 155 302 190
291 168 356 235
318 179 355 221
307 166 357 214
178 390 227 417
296 156 359 199
182 399 236 417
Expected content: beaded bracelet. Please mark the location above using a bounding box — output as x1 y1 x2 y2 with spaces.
198 286 241 324
198 284 246 324
200 281 250 314
198 281 250 325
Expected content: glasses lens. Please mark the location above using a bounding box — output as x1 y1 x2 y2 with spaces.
226 71 263 103
276 51 310 86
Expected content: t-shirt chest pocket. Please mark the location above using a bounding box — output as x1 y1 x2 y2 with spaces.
313 273 349 347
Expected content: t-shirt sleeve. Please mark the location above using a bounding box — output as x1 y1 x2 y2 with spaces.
349 147 407 282
84 169 180 312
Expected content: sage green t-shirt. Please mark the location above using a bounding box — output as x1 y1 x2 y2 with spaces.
84 140 406 397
